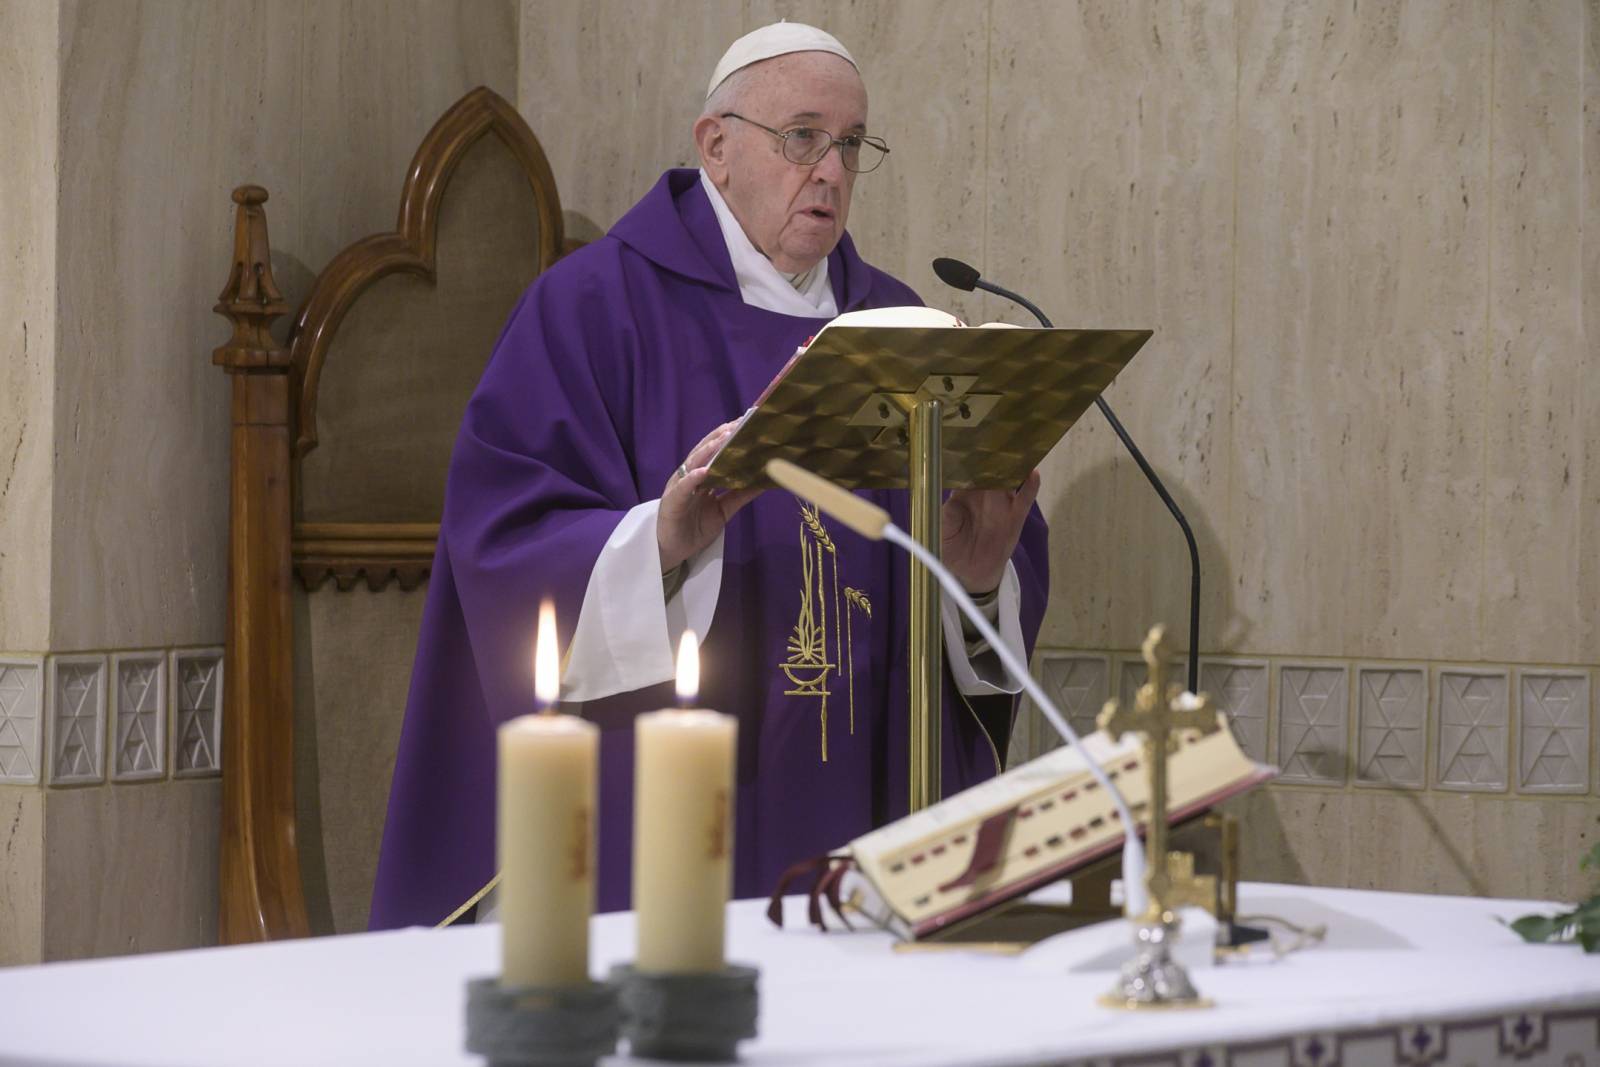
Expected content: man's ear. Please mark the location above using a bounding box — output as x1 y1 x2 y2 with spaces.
694 114 730 183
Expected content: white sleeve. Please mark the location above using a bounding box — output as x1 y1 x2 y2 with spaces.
561 499 723 702
941 561 1026 696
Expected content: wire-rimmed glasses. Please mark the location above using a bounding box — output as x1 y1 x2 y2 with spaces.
723 113 890 173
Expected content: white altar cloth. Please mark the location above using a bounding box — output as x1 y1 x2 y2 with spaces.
0 884 1594 1067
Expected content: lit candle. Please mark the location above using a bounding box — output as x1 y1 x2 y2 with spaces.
633 632 737 973
499 600 598 987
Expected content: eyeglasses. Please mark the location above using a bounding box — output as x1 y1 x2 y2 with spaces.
722 113 890 174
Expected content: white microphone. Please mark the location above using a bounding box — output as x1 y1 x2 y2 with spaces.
764 458 1149 918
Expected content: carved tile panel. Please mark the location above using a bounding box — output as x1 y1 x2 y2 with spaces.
48 655 106 785
1517 671 1590 795
172 649 223 778
1356 665 1428 789
111 653 166 781
1032 653 1110 754
0 656 45 784
1199 659 1270 764
1277 665 1350 785
1434 668 1509 792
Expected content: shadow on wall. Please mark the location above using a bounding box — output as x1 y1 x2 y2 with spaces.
1224 777 1488 897
1040 448 1248 655
267 251 316 350
1033 442 1509 899
562 210 605 246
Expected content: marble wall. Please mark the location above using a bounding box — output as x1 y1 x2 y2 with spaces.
0 0 59 969
50 0 516 653
0 0 516 964
0 0 59 655
518 0 1600 899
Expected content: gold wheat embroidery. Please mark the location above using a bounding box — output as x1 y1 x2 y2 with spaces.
780 501 870 761
801 506 841 685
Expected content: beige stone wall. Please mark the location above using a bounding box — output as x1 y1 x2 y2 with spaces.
0 0 59 654
519 0 1600 899
50 0 517 653
0 0 516 964
0 0 60 968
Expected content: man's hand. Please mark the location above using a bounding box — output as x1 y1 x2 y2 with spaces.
658 421 763 573
941 469 1042 594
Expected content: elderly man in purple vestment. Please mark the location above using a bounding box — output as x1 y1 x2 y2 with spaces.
369 22 1050 929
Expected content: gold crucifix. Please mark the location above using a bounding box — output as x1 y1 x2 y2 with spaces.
1097 625 1221 925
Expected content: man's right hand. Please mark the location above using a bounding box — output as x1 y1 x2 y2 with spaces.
658 421 762 574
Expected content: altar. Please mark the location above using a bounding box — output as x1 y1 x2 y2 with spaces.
0 883 1594 1067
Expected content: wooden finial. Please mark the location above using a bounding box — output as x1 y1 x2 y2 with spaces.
213 184 290 370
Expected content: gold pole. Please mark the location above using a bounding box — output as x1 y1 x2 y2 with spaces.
907 398 943 811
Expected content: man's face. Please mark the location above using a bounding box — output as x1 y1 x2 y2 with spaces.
704 52 868 275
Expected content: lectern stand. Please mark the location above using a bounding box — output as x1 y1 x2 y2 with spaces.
707 325 1151 812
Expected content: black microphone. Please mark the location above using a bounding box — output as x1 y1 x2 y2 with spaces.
933 256 1203 695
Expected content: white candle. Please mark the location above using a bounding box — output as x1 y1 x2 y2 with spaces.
498 602 597 987
633 633 737 973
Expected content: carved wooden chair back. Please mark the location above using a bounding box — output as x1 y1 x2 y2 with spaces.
212 87 565 940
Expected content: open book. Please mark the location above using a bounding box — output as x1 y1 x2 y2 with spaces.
826 719 1274 940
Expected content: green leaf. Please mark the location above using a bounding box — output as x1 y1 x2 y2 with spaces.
1582 841 1600 872
1578 923 1600 954
1510 911 1576 943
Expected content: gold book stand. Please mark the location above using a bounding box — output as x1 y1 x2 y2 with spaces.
916 812 1240 948
707 325 1152 812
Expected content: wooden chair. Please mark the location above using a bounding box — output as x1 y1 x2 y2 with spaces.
211 87 567 941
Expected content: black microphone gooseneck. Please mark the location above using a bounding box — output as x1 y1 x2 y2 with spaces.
932 257 1202 695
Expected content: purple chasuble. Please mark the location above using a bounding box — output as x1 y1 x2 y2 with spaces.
369 169 1049 929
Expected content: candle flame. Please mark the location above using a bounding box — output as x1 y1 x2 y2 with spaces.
534 600 560 710
675 630 700 705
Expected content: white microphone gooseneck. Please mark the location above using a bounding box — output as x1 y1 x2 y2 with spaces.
881 524 1148 918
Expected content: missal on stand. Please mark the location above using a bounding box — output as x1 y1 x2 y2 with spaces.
805 718 1275 941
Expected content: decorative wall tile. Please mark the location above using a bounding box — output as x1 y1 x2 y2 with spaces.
0 657 45 784
1517 671 1590 795
1032 653 1110 752
171 649 223 778
1199 659 1270 764
47 655 106 785
1434 668 1509 792
110 653 165 781
1356 666 1428 789
1276 665 1350 785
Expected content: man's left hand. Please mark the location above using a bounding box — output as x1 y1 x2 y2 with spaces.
940 469 1042 594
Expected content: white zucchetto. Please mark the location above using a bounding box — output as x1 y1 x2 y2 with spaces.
705 21 857 99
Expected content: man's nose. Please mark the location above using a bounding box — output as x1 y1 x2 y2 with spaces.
810 142 847 184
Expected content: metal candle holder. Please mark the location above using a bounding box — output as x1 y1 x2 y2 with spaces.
1096 626 1220 1011
464 976 619 1067
611 963 760 1062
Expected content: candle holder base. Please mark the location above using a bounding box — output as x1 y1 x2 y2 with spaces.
1097 916 1213 1011
464 976 620 1067
610 963 759 1062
